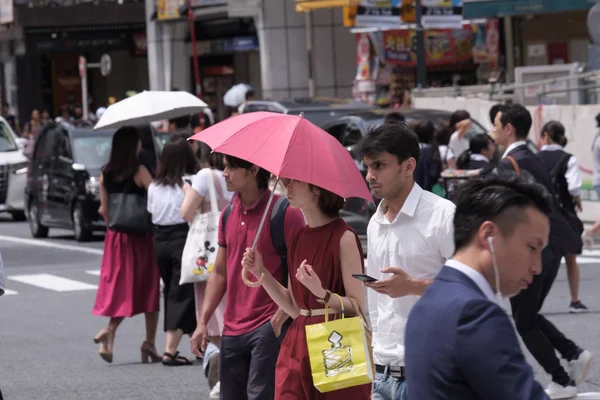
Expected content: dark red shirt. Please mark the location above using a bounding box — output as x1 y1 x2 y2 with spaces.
218 190 305 336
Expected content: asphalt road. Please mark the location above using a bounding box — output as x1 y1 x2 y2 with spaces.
0 217 599 399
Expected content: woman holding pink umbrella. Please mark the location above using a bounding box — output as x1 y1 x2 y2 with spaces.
242 178 371 399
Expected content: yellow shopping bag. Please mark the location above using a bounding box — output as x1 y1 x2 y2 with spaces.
305 294 373 393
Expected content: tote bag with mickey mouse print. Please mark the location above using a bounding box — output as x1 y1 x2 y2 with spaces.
180 170 220 284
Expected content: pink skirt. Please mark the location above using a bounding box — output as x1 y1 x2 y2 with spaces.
93 229 160 318
194 281 225 337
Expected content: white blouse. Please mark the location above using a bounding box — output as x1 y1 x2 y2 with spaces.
147 183 186 225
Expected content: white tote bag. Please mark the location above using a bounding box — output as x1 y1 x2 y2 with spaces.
180 170 221 284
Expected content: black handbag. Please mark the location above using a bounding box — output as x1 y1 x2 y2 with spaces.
108 180 153 234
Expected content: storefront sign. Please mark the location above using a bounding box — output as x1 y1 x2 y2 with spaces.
422 0 463 29
463 0 593 19
132 31 147 56
157 0 183 20
355 0 402 27
193 36 258 55
356 33 371 80
0 0 14 24
383 27 473 66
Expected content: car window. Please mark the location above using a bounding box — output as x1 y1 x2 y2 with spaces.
244 104 283 114
325 123 347 142
341 125 362 148
55 132 71 159
71 136 113 171
0 121 17 152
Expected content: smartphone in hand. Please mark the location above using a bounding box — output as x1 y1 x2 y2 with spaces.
352 274 378 283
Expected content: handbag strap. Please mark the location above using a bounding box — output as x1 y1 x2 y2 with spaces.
325 293 345 323
506 156 520 176
206 169 219 213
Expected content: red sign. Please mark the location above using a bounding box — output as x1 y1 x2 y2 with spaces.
132 32 147 56
383 27 473 67
78 56 86 79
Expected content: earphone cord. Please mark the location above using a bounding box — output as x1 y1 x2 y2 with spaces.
491 250 503 304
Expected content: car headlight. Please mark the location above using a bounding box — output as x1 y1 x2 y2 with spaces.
12 161 28 175
86 177 100 195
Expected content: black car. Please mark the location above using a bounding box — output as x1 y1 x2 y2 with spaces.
241 98 376 126
24 123 118 241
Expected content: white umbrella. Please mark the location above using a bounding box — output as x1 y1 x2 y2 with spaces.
94 91 208 130
223 83 253 108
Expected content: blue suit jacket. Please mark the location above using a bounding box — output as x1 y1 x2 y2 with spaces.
405 266 549 400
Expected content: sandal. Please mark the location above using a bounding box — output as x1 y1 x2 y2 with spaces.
162 351 193 366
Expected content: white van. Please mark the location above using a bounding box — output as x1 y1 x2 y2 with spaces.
0 116 28 220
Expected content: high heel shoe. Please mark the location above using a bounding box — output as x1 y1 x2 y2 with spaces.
140 341 162 364
94 328 114 363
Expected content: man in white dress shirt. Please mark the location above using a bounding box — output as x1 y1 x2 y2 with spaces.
357 120 456 400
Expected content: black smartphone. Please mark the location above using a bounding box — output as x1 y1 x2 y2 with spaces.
352 273 378 283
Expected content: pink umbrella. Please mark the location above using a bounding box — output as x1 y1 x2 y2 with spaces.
190 111 372 202
190 112 372 287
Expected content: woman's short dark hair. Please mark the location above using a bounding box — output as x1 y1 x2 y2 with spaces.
155 139 199 187
358 121 420 164
308 184 345 218
541 120 567 147
224 154 270 190
414 120 435 144
103 126 140 180
456 134 493 169
452 173 552 252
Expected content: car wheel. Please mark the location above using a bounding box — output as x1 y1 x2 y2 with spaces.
28 200 49 238
11 211 26 222
73 203 92 242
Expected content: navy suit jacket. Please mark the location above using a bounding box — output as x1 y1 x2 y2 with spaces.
405 266 548 400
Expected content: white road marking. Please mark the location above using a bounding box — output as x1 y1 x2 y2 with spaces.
86 270 101 276
3 289 17 295
0 235 103 256
563 257 600 265
8 273 98 292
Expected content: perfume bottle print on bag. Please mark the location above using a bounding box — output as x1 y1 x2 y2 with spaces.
322 330 354 377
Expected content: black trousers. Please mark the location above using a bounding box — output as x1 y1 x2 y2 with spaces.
219 319 291 400
510 242 581 385
155 224 196 335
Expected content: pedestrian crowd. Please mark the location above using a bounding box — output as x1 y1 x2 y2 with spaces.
89 101 596 400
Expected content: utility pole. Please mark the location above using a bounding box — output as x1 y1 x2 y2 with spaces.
415 0 427 88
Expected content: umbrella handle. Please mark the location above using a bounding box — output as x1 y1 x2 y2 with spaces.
241 177 279 288
241 269 264 287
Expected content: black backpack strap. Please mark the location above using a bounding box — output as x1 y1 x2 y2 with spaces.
270 196 289 287
220 203 233 246
551 152 572 179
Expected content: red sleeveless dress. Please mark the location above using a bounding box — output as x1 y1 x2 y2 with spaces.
274 218 371 400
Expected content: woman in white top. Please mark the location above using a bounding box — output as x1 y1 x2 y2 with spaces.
147 139 199 366
181 151 233 393
538 121 589 313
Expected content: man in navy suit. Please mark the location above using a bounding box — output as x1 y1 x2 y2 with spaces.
405 175 551 399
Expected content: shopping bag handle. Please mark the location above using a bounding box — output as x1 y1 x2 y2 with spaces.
325 293 345 323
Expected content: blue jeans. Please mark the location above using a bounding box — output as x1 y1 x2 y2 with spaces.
372 371 408 400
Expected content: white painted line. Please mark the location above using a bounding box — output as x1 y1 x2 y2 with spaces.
561 257 600 264
8 273 98 292
581 249 600 257
3 289 17 295
86 270 101 276
0 235 103 256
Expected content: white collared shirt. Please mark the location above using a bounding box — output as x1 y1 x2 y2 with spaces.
541 144 582 197
470 153 489 163
367 183 455 366
501 140 527 159
445 259 496 302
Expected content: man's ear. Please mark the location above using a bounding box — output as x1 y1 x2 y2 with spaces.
251 165 259 177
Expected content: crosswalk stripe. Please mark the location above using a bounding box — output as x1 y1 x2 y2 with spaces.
8 273 98 292
86 270 101 276
3 289 17 295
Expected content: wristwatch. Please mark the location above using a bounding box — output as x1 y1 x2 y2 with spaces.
316 289 332 304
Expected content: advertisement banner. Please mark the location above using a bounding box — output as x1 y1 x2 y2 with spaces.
355 0 402 27
422 0 463 29
383 26 473 66
471 18 499 66
156 0 184 20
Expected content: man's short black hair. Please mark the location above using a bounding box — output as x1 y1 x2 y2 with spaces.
384 112 405 124
452 173 552 252
245 89 256 101
169 115 191 129
499 104 532 140
358 121 420 164
224 155 270 190
489 104 505 125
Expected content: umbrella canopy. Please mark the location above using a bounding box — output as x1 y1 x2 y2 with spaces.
190 112 372 203
223 83 254 108
94 91 208 130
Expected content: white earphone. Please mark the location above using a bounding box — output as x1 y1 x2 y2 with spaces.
487 236 504 307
